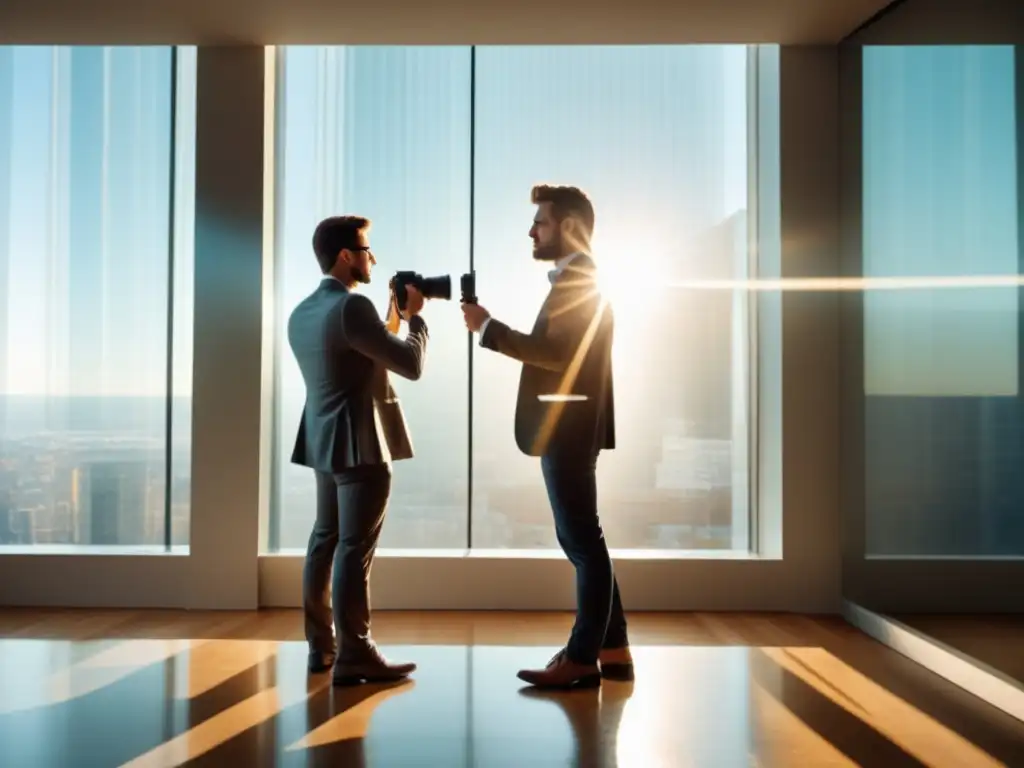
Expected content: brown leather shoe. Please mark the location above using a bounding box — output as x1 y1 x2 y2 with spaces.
517 649 602 690
598 647 634 681
333 642 416 686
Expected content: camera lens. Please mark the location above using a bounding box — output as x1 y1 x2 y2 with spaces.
419 275 452 301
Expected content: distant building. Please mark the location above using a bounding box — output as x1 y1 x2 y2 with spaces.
73 458 154 545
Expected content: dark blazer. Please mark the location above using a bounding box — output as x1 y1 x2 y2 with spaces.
288 278 428 473
480 253 615 459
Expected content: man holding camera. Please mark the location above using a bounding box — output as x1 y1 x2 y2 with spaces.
461 185 632 689
288 215 426 685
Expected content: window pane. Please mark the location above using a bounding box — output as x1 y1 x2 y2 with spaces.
471 46 753 550
0 47 184 548
271 46 471 550
862 45 1024 555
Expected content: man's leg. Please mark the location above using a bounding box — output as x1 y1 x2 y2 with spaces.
332 463 390 661
548 525 631 683
552 526 629 655
599 577 633 680
541 453 615 666
604 579 630 650
517 452 616 688
330 463 417 684
303 471 340 671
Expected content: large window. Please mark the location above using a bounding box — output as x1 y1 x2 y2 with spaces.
0 46 194 549
862 45 1024 555
269 45 757 553
270 47 472 550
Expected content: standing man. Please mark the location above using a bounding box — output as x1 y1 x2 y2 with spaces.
461 185 632 689
289 215 426 685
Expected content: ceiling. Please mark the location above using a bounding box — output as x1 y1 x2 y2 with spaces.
0 0 897 45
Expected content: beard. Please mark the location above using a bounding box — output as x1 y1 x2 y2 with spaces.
532 237 564 262
349 263 371 284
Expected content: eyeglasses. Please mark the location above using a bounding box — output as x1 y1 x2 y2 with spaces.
349 246 376 263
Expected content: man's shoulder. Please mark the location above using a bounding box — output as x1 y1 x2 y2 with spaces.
289 285 351 331
339 291 377 326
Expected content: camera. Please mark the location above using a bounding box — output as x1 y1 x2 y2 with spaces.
391 270 477 311
392 271 452 311
460 271 477 304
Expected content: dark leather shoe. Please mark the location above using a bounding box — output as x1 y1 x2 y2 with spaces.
598 647 634 681
308 650 336 674
517 649 602 690
332 642 416 686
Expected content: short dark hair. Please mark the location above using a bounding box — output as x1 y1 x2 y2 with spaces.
312 215 371 273
531 184 595 238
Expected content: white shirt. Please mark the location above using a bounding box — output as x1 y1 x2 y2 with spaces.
477 252 584 343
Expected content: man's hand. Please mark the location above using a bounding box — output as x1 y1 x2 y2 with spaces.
402 285 425 322
461 302 491 333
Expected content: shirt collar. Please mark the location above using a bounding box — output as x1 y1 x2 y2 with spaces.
548 252 585 284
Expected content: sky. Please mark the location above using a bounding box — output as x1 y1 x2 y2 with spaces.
0 46 182 397
0 44 750 400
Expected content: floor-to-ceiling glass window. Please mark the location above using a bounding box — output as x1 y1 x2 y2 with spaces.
0 46 195 552
266 45 760 559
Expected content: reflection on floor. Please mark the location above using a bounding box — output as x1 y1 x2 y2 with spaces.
1 610 1023 767
897 614 1024 684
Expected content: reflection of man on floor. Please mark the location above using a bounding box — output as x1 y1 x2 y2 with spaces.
289 215 426 685
462 185 633 688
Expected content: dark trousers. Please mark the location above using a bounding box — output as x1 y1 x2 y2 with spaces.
303 463 391 662
541 453 629 665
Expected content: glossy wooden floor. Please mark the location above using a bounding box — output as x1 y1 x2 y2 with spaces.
2 610 1024 767
897 614 1024 684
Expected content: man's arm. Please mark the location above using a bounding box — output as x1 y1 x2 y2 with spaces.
344 293 428 381
480 286 599 373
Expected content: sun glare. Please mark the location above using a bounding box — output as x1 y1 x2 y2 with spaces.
592 229 667 323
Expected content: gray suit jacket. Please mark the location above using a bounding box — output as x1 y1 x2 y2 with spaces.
288 278 428 473
481 254 615 459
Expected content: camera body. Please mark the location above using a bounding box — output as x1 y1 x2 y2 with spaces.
460 271 477 304
392 271 452 311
